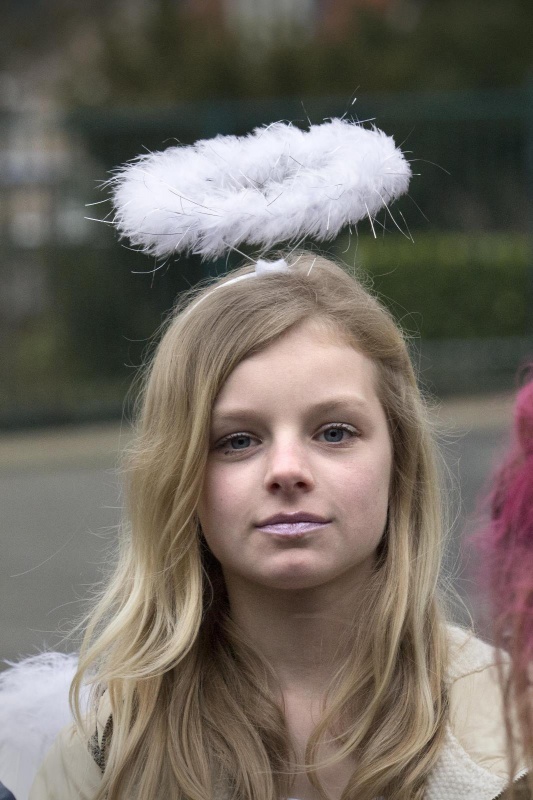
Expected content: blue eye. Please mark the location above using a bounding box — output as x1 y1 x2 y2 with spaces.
323 428 345 443
319 424 356 443
216 432 258 454
228 434 252 450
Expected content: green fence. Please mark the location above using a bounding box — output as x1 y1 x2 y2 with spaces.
0 86 532 428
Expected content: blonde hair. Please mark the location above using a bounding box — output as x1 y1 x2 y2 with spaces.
72 252 449 800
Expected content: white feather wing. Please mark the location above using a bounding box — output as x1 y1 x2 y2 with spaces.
0 653 83 800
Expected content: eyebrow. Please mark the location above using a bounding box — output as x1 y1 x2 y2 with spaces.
211 396 372 426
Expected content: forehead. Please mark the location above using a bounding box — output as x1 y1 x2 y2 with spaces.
213 319 380 413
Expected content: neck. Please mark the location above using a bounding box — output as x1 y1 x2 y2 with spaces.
223 572 371 693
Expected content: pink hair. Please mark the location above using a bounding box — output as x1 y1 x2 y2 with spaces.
479 375 533 779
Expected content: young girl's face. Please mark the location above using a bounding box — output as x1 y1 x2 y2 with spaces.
198 319 392 594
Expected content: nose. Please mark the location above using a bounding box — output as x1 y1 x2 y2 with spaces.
264 437 315 494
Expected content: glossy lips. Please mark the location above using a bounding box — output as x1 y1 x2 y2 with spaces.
255 512 331 537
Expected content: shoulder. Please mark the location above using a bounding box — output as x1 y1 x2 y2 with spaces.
29 693 111 800
446 625 509 777
446 623 500 682
29 722 102 800
28 692 111 800
426 625 527 800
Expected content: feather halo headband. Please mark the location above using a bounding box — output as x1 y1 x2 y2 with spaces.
110 118 411 260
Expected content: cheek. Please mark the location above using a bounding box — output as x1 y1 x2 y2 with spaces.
338 455 391 506
198 465 251 566
198 464 244 532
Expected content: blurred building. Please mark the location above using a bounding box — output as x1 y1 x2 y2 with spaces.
0 91 93 327
222 0 396 41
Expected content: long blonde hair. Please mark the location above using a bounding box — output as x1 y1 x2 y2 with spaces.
72 252 449 800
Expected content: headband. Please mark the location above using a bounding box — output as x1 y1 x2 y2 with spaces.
109 118 411 270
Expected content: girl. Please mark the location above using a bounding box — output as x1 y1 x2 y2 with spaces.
29 252 526 800
477 376 533 799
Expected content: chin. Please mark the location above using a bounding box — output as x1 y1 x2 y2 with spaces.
258 564 337 591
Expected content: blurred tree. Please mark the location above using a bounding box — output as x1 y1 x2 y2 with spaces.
1 0 532 106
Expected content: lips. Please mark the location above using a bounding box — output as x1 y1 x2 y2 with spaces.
255 512 331 537
256 511 330 526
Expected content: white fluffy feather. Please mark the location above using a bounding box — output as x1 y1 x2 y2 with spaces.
110 118 411 259
0 653 83 800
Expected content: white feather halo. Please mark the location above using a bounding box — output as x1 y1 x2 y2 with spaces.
110 118 411 259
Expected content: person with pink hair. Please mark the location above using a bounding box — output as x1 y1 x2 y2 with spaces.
478 376 533 798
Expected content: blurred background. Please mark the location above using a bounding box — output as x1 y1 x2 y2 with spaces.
1 0 532 661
